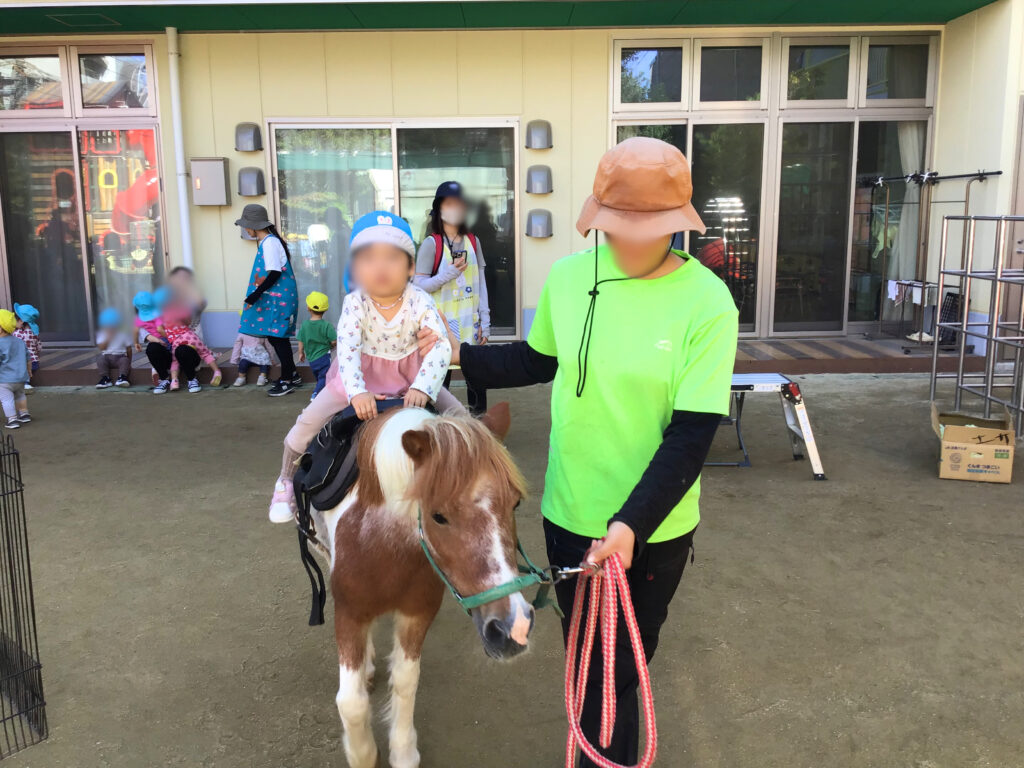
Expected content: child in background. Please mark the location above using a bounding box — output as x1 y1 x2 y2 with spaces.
296 291 336 399
163 306 222 393
13 304 41 392
231 330 276 387
95 307 133 388
267 211 463 523
0 310 31 429
135 286 172 390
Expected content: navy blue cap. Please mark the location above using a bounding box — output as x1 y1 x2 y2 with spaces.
434 181 464 201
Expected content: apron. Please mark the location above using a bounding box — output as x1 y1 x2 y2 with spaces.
239 236 298 338
431 235 481 344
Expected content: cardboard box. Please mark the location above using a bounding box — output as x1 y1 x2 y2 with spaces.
931 404 1015 483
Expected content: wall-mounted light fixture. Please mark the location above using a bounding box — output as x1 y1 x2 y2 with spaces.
526 165 553 194
238 167 266 197
525 120 552 149
525 209 553 238
235 122 263 152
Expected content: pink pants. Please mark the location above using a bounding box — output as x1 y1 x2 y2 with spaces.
284 384 465 453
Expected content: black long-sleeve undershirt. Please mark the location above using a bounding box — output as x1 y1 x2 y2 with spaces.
245 269 282 306
460 341 722 548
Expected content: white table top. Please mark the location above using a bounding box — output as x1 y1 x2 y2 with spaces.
731 373 792 388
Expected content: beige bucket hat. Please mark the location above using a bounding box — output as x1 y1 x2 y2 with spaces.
576 137 706 239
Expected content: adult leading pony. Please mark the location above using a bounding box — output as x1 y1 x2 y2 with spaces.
313 404 534 768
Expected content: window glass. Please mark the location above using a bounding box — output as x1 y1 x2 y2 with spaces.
620 47 683 104
849 121 926 323
787 45 849 101
774 122 854 332
700 46 762 103
79 129 165 326
691 124 764 332
616 123 687 147
0 55 63 111
79 54 149 109
275 128 394 327
0 132 90 340
867 44 929 100
397 127 517 336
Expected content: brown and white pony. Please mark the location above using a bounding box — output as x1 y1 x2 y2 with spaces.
312 404 534 768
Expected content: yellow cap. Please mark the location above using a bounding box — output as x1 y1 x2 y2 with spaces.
0 310 15 335
306 291 329 312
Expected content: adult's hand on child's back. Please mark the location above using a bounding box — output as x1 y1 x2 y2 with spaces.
352 392 383 421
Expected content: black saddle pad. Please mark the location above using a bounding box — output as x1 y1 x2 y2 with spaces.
295 399 428 512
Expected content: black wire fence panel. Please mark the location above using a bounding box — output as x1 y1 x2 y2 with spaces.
0 436 46 758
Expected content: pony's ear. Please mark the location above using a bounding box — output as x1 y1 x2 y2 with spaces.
402 429 433 466
479 401 511 442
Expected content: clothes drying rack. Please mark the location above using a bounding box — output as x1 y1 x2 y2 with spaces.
864 169 1001 352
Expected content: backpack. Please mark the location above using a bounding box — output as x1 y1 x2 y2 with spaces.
430 232 480 276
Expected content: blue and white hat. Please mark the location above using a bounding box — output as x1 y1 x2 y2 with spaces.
349 211 415 257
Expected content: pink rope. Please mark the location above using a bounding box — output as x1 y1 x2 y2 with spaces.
564 554 657 768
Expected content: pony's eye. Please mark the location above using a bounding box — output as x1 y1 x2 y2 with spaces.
432 512 449 526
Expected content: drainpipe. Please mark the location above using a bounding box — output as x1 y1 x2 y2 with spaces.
166 27 193 269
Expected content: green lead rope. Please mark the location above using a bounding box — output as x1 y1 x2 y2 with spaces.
418 508 564 618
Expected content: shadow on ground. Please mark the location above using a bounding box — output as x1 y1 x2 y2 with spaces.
7 374 1023 767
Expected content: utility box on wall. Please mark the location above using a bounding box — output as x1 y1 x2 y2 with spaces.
191 157 230 206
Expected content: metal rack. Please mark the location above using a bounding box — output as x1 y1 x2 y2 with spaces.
929 214 1024 435
864 170 1001 348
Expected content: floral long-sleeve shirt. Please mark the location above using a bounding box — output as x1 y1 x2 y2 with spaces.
337 285 451 401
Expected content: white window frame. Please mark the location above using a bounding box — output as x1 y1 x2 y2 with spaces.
692 38 770 111
857 35 938 109
69 44 156 118
780 36 858 110
613 39 690 113
0 46 72 119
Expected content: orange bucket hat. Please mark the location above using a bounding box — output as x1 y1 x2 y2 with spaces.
576 137 706 239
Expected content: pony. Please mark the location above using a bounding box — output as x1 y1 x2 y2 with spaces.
311 404 534 768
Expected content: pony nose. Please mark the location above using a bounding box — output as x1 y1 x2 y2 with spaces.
483 617 510 647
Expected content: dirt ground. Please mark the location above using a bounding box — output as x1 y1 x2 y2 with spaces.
5 374 1023 768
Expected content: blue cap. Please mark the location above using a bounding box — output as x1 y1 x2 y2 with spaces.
98 307 122 328
349 211 415 257
133 291 162 323
13 303 39 336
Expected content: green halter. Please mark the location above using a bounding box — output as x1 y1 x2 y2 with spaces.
417 508 563 617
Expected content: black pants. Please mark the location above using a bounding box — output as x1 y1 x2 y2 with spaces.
146 343 200 381
545 518 694 768
443 369 487 415
266 336 296 381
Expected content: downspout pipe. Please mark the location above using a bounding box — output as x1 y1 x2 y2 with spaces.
166 26 193 269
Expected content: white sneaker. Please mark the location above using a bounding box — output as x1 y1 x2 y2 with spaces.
187 378 202 394
257 373 269 386
233 374 246 387
268 479 296 524
24 382 33 393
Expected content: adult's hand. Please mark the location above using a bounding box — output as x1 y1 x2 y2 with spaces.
453 256 468 273
583 521 637 571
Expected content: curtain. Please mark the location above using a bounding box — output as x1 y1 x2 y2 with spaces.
893 121 926 281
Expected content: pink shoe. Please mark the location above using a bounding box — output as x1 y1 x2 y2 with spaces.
268 478 296 524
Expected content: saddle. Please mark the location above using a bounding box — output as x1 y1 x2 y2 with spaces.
292 399 435 626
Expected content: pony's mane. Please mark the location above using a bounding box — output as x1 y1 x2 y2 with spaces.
355 410 525 512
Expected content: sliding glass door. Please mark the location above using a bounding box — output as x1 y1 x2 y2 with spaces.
396 126 516 336
0 131 91 341
272 122 519 337
773 122 854 333
274 127 394 326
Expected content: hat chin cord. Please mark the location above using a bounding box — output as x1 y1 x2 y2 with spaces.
576 230 673 397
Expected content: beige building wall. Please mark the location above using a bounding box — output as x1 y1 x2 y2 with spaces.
168 28 611 323
931 0 1024 299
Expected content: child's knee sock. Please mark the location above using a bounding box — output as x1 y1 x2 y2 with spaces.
280 445 303 481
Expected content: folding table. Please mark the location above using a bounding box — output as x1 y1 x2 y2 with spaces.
705 373 827 480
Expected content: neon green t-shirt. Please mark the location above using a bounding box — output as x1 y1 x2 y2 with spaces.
527 246 738 543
